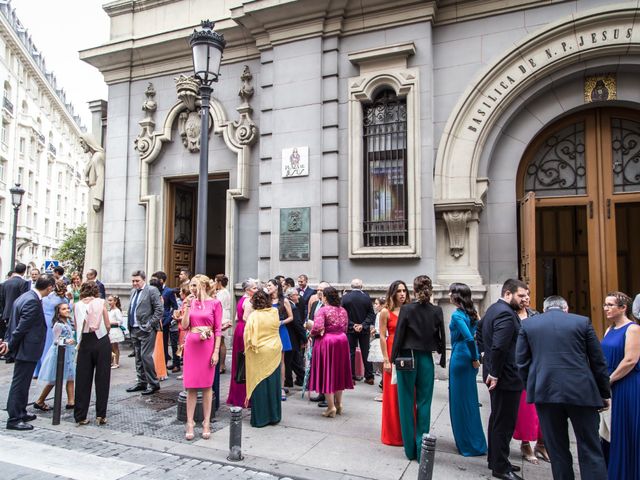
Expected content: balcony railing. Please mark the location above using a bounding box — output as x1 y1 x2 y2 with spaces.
48 143 56 156
37 132 45 145
3 96 13 114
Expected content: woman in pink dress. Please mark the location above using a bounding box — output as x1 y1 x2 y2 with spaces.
227 278 259 407
513 291 550 464
181 274 222 441
309 286 353 417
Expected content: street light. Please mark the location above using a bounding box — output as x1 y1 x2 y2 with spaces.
189 20 226 275
9 182 25 269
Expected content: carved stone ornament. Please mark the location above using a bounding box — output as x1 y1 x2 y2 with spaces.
443 210 472 258
176 74 200 112
134 83 157 157
179 110 202 152
233 65 258 146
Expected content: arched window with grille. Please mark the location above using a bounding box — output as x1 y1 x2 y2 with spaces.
362 89 408 247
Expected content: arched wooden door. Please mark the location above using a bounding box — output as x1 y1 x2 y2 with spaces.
518 108 640 336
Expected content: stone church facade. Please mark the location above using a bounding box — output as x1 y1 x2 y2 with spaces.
82 0 640 333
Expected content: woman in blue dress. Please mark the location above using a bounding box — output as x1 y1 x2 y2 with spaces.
448 282 487 456
33 303 76 410
601 291 640 480
267 279 292 401
34 280 69 378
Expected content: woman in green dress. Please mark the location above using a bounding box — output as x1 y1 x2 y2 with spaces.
244 290 283 427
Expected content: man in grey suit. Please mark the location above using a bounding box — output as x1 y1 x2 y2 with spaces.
126 270 163 395
0 263 30 360
516 295 610 480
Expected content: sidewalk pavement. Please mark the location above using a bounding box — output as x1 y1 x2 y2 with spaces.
0 348 579 480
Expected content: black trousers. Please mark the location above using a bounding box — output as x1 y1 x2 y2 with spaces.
487 388 521 473
169 329 180 368
0 318 7 342
75 332 112 422
348 330 373 380
6 360 37 425
536 403 608 480
284 349 305 386
162 324 171 363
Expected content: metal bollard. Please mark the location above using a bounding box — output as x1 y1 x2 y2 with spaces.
227 406 244 461
52 342 66 425
417 434 436 480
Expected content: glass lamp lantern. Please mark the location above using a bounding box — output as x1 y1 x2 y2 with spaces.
10 183 25 208
189 20 226 85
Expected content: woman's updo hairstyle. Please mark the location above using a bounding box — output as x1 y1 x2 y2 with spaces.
323 286 340 307
413 275 433 304
251 290 271 310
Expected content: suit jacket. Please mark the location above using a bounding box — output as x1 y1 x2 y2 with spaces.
286 303 308 351
297 287 316 323
128 285 163 333
6 290 46 362
391 301 447 368
480 298 524 391
0 276 30 321
341 289 376 333
516 308 610 407
96 279 106 299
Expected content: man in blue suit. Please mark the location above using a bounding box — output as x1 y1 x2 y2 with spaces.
516 295 610 480
1 275 55 430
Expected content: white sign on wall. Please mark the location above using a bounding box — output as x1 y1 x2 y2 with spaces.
281 146 309 178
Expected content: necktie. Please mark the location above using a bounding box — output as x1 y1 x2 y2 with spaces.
128 289 141 329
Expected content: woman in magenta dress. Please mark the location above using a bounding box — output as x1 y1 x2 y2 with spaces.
309 286 353 417
513 291 550 463
181 274 222 441
227 278 259 407
380 280 409 446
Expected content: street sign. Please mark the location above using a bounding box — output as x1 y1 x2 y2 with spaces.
44 259 59 273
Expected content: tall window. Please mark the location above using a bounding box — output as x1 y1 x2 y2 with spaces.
362 89 408 247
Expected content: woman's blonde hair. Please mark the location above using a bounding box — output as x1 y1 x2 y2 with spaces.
191 274 212 300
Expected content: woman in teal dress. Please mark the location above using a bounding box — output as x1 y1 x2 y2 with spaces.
447 282 487 456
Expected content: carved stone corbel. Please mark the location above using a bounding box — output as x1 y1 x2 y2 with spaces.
175 75 204 152
134 83 157 158
231 65 258 146
443 210 472 259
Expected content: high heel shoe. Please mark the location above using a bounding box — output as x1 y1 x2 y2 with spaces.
336 405 343 415
202 422 211 439
96 417 107 426
185 422 195 441
534 444 550 463
322 407 337 418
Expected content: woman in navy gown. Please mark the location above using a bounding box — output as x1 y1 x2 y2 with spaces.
448 282 487 456
601 291 640 480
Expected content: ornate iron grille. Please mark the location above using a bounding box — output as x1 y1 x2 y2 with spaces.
363 90 408 247
611 118 640 193
524 122 586 197
174 188 193 245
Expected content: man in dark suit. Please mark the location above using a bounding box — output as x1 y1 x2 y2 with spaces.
480 278 528 480
284 288 308 387
341 278 376 384
1 275 55 430
85 269 106 299
516 295 610 480
296 274 316 324
0 263 30 362
126 270 163 395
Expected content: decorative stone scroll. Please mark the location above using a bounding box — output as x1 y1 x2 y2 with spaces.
442 210 472 259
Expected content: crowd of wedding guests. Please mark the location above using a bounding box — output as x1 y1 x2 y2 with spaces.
1 263 638 480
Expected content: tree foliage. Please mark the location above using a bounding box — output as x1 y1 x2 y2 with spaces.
56 224 86 275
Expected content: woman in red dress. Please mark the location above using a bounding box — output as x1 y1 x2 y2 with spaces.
379 280 410 446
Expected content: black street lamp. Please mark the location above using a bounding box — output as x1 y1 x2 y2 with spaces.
189 20 226 275
9 182 25 269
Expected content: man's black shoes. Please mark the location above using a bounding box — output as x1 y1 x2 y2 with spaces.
141 386 160 396
7 421 33 431
309 394 325 402
126 384 147 393
23 414 36 422
492 471 523 480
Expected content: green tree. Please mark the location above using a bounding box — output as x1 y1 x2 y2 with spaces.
56 224 86 275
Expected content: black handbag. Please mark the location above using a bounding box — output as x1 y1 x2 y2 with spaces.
394 350 415 371
234 351 246 384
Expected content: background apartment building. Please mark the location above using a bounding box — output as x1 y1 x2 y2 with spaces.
0 3 88 275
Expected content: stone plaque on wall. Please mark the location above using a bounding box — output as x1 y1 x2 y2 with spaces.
281 146 309 178
279 207 310 261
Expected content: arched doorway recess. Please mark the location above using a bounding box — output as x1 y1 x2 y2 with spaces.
518 108 640 334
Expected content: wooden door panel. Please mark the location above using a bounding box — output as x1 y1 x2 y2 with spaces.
166 183 196 288
519 191 536 308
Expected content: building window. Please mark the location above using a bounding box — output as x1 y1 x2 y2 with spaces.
347 43 421 258
19 137 25 157
0 159 6 184
362 89 408 247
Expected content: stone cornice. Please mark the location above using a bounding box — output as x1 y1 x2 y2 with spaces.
82 0 573 84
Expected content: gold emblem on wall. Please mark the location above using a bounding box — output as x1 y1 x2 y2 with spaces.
584 74 617 103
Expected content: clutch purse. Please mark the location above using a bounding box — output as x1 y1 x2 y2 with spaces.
394 350 415 371
235 351 246 384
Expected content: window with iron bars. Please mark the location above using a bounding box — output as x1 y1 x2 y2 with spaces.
362 89 408 247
